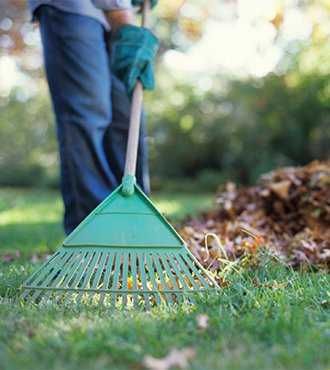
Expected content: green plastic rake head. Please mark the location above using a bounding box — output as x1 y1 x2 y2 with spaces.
22 182 219 308
21 0 219 308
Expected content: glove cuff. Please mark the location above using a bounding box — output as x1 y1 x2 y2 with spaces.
114 24 158 54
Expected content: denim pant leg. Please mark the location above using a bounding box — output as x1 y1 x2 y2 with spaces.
37 6 149 234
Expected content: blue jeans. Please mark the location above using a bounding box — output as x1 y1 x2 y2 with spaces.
36 5 149 234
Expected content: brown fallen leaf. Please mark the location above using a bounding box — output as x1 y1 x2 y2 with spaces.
269 180 291 200
196 314 209 330
180 161 330 271
319 249 330 261
143 347 196 370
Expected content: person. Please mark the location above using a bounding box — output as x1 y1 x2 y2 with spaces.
27 0 158 234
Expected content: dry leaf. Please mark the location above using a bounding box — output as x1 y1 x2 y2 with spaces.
143 347 196 370
182 161 330 271
269 180 291 200
127 276 133 289
239 223 264 240
196 314 209 330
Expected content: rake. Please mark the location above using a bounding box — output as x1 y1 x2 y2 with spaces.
21 1 219 308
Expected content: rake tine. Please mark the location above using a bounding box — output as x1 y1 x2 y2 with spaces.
30 251 73 302
185 249 218 287
110 252 121 308
152 253 172 305
76 251 100 303
167 253 190 290
50 252 88 304
121 252 129 308
130 251 139 308
23 251 60 287
28 251 67 290
137 253 150 310
160 254 182 304
44 252 83 302
89 252 107 303
49 252 84 299
69 251 94 290
41 251 84 303
170 253 199 290
53 252 79 286
145 254 161 305
167 253 196 304
180 251 210 289
126 253 133 308
99 253 114 306
51 251 84 295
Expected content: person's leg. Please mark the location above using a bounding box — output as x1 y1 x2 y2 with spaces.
104 74 150 194
36 6 117 234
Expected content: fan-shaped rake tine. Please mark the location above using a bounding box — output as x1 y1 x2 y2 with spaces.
46 250 85 303
110 253 121 308
30 251 73 302
121 252 129 308
22 251 61 299
181 251 216 289
173 253 201 291
75 251 100 304
159 254 182 304
166 253 194 304
46 250 87 303
23 251 60 288
28 251 67 290
145 254 161 306
137 253 150 310
61 251 87 289
130 251 139 308
44 252 82 303
67 251 94 301
152 254 172 305
126 253 133 308
99 253 114 306
88 251 107 304
69 251 95 304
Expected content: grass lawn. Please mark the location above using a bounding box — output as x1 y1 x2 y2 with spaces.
0 188 329 370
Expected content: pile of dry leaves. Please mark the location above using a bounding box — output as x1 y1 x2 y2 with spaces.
181 161 330 271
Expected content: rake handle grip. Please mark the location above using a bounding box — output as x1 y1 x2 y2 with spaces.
123 0 150 178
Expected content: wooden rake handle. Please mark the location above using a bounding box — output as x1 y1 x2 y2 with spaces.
123 0 151 178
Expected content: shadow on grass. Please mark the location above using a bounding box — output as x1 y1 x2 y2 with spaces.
0 221 64 257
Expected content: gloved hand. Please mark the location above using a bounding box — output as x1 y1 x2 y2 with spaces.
111 24 159 95
131 0 158 9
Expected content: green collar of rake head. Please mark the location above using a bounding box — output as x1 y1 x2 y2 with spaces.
121 174 136 197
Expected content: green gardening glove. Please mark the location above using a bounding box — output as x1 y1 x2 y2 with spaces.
111 24 159 95
131 0 158 9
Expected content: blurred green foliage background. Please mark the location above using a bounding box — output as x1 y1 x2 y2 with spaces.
0 0 329 191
